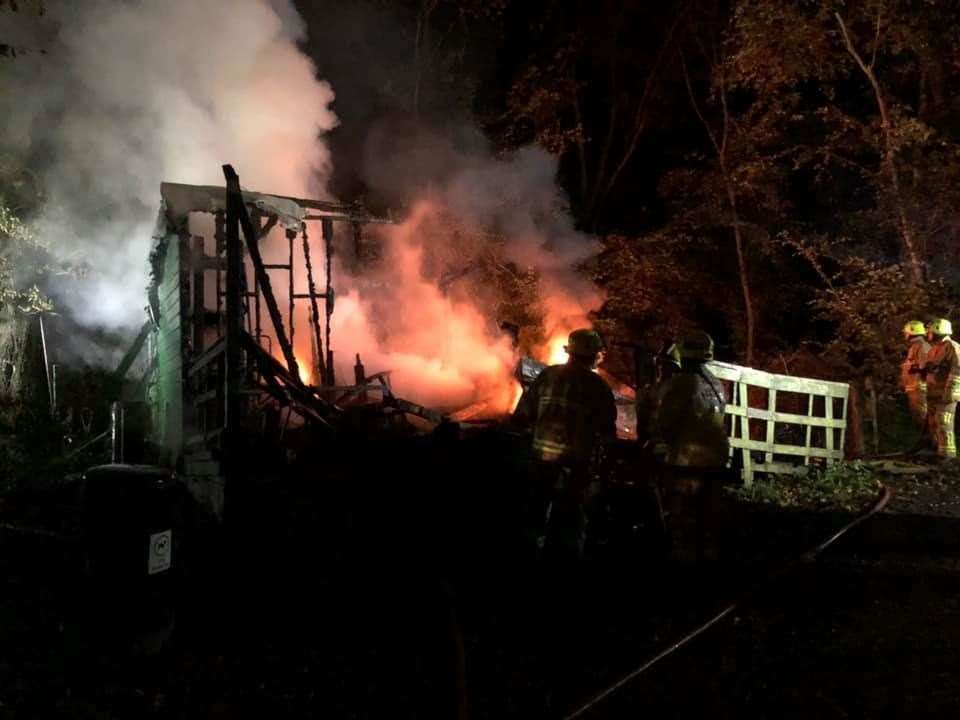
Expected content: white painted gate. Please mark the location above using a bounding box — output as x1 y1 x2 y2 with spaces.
706 362 850 486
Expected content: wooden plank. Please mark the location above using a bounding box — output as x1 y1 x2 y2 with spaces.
722 405 846 428
826 391 835 463
765 387 777 465
738 381 752 486
804 393 814 465
160 281 182 306
113 320 152 381
728 438 843 460
192 236 205 355
839 395 848 456
708 361 849 397
750 462 810 476
223 164 301 383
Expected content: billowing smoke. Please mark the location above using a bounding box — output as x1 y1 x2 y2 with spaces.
320 146 603 413
3 1 604 412
1 0 336 329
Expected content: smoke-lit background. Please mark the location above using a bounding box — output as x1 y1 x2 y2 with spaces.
0 0 602 409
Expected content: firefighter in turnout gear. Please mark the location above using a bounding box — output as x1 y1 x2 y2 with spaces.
513 329 618 559
635 342 681 446
901 320 931 444
651 331 730 561
924 318 960 458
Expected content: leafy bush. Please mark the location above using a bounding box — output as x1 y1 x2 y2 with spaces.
732 460 880 511
0 203 54 314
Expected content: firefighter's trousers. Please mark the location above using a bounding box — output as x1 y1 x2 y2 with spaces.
528 460 590 561
927 401 957 458
906 389 928 435
658 467 723 562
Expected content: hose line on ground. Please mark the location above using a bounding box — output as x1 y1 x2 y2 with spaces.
562 485 893 720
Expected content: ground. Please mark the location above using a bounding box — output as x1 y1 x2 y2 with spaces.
2 446 960 718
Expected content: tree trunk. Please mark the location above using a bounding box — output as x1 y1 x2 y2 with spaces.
835 12 924 284
681 53 756 365
722 166 755 365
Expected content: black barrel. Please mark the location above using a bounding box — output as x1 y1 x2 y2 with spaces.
81 464 178 651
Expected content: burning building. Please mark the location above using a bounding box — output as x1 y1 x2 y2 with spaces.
131 165 636 519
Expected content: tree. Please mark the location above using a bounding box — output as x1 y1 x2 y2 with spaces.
728 0 960 287
679 26 758 364
0 204 53 315
500 0 687 229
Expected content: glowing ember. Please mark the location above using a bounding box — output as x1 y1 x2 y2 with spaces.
295 355 312 385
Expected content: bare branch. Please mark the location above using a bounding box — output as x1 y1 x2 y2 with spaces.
835 10 924 284
595 5 687 213
572 85 589 201
870 2 883 70
718 67 730 158
680 51 722 159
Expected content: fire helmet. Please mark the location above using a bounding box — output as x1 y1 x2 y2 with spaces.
657 342 682 369
678 331 715 362
565 328 605 358
903 320 927 338
928 318 953 337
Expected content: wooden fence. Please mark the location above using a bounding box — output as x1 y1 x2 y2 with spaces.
706 361 850 486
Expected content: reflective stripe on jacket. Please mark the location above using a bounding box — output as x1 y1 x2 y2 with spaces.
653 365 730 469
901 336 930 393
513 362 617 463
925 338 960 403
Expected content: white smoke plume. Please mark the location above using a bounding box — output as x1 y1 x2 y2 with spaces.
2 2 604 412
1 0 336 330
319 145 604 412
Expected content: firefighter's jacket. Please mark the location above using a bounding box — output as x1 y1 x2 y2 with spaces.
653 365 729 469
513 362 617 464
900 336 930 393
925 337 960 403
636 381 671 445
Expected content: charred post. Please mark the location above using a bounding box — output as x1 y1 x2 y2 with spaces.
222 165 301 383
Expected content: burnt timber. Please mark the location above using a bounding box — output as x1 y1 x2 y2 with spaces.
143 166 396 519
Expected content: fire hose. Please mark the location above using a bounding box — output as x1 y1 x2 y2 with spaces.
562 484 893 720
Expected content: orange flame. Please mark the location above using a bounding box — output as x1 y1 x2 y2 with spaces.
265 199 604 419
295 354 312 385
546 335 568 365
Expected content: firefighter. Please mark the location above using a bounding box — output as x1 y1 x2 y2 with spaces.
512 328 618 559
651 330 730 561
923 318 960 459
900 320 931 444
635 342 681 447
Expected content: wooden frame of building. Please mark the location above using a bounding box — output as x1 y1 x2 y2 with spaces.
145 165 392 518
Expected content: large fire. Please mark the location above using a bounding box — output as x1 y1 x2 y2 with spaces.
545 335 569 366
266 199 600 418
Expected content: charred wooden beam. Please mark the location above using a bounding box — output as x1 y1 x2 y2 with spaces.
242 332 339 430
214 209 225 337
192 236 205 356
258 214 279 240
114 320 152 382
162 181 392 225
322 218 335 386
222 164 301 383
301 222 327 384
224 169 245 439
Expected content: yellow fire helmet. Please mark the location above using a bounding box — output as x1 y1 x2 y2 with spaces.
903 320 927 338
928 318 953 337
658 342 682 369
